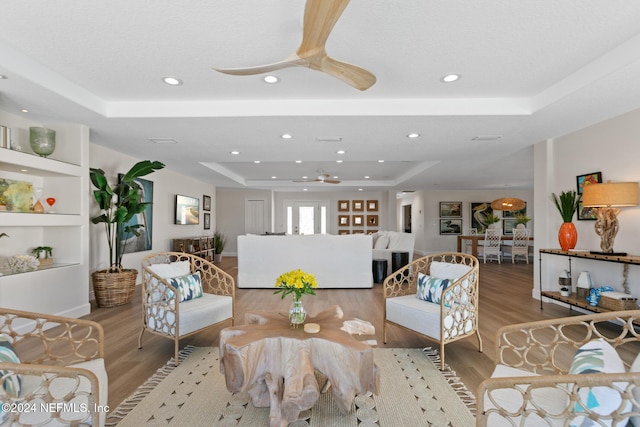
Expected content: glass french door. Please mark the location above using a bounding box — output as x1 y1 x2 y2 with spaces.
285 201 328 235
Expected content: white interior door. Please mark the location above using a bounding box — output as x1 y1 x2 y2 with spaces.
286 201 327 235
245 199 265 234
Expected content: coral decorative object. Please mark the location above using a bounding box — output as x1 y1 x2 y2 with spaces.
558 222 578 251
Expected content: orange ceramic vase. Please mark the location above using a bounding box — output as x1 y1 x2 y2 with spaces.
558 222 578 251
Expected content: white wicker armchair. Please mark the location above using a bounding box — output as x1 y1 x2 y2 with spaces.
383 252 482 369
139 252 235 363
477 310 640 427
0 308 107 426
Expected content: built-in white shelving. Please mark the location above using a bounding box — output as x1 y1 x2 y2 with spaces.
0 110 90 319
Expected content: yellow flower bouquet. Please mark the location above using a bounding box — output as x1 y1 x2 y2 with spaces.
274 269 318 300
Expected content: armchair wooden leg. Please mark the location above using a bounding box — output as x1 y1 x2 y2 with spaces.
138 327 145 349
476 329 483 353
174 340 180 366
440 342 445 370
383 322 387 344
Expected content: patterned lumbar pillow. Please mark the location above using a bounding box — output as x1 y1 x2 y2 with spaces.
568 338 629 426
0 334 22 399
416 272 449 304
167 271 204 302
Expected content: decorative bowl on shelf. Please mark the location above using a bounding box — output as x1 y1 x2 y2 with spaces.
29 127 56 158
5 254 39 273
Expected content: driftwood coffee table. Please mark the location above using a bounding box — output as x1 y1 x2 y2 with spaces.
219 305 379 427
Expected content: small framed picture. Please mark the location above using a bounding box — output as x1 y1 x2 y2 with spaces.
203 195 211 212
503 218 517 235
338 230 350 235
353 215 364 226
353 200 364 211
440 202 462 218
338 215 350 226
440 219 462 235
576 172 602 195
352 229 365 234
204 213 211 230
578 202 597 220
367 200 378 211
338 200 350 211
367 215 378 226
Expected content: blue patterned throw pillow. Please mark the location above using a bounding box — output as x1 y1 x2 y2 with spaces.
416 273 449 304
167 271 204 302
0 334 22 399
568 338 629 426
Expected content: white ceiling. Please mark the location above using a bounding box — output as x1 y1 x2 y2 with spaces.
1 1 640 192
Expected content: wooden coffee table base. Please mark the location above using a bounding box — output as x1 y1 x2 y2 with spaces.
220 305 379 427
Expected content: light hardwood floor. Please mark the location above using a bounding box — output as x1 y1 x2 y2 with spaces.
86 256 575 411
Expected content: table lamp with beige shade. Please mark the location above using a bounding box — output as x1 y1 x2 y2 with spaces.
581 181 639 255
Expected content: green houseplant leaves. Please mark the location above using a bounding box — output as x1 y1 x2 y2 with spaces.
90 160 164 270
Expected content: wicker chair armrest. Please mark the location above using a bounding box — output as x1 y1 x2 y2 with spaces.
141 267 180 307
0 361 101 426
0 308 104 365
494 310 640 373
477 371 640 426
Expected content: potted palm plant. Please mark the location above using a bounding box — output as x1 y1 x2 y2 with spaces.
484 213 501 229
551 190 580 251
213 230 226 263
90 160 164 307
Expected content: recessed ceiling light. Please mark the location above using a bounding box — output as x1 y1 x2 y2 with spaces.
20 169 28 172
407 133 420 138
20 109 28 113
162 76 183 86
281 133 292 139
336 160 343 163
303 188 308 191
364 175 370 179
302 176 308 179
230 150 240 155
148 137 178 144
378 160 385 163
264 75 279 84
295 160 302 163
254 160 261 164
336 150 346 154
358 188 363 191
441 74 460 83
272 176 277 179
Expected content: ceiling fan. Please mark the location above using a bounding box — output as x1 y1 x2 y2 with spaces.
293 171 341 184
212 0 376 91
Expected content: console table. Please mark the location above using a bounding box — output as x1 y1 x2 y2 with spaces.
539 249 640 312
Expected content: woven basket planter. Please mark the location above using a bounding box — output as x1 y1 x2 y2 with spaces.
92 268 137 307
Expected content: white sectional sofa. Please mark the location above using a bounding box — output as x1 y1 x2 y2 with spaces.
237 234 373 288
372 231 415 270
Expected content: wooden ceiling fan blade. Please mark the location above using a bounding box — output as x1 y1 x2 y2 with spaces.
298 0 351 56
212 58 296 76
315 56 376 91
323 179 341 184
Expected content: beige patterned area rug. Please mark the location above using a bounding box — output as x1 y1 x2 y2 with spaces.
106 346 476 426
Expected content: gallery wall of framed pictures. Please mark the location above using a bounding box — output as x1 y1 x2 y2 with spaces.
337 199 379 234
439 201 462 235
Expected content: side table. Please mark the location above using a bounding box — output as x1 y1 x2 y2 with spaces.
372 259 388 283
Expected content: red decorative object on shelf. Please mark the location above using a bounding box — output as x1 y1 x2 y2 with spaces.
558 222 578 251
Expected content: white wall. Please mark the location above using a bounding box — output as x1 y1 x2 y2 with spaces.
216 188 274 255
89 144 215 289
535 107 640 302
